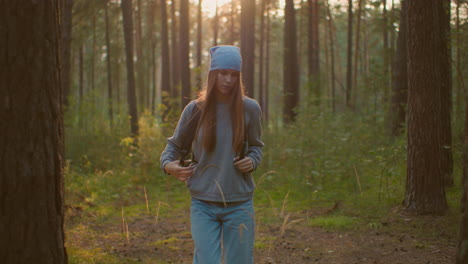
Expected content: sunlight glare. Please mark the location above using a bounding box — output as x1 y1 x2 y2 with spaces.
201 0 232 17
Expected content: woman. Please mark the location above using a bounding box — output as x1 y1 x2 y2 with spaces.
160 45 263 264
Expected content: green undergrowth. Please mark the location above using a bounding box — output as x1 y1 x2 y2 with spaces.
64 101 463 262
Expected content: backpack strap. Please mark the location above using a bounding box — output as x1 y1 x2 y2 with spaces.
179 105 201 165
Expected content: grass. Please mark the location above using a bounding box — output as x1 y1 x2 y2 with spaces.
308 215 359 231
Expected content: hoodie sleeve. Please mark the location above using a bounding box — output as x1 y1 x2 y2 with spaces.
245 99 264 170
160 101 197 173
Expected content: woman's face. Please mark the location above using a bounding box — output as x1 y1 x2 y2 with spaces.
215 69 239 97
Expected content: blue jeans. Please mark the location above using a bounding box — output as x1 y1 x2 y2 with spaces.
190 198 255 264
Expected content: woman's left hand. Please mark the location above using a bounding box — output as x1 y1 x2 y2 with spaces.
233 157 253 173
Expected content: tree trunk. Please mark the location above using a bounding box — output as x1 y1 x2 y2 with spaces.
326 0 336 114
259 0 265 114
0 1 68 262
91 13 96 93
105 0 114 128
404 0 448 215
283 0 299 123
388 0 408 137
241 0 255 97
79 44 84 107
196 0 202 91
213 0 219 46
308 0 320 103
382 0 389 104
161 0 172 118
440 0 453 187
171 0 180 98
346 0 353 109
179 0 191 109
121 0 140 136
147 0 157 114
264 0 271 121
352 0 363 109
458 26 468 260
135 0 145 110
61 0 73 107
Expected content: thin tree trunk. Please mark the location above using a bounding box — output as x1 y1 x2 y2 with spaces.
148 0 157 114
326 0 336 114
147 0 156 110
404 0 448 215
62 0 73 107
135 0 145 110
283 0 299 123
170 0 180 98
259 0 265 113
79 44 84 107
388 0 407 137
264 0 271 122
196 0 203 91
0 1 68 262
121 0 140 136
213 0 219 46
179 0 191 109
161 0 172 118
105 0 114 128
241 0 255 97
382 0 389 105
308 0 320 104
440 0 453 186
91 13 96 93
346 0 353 109
352 0 363 109
455 0 463 121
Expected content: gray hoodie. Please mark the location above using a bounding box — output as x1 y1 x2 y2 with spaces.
160 97 264 202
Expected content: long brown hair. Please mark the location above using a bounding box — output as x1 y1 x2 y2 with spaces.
196 70 245 153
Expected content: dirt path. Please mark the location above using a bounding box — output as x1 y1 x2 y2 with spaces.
67 208 456 264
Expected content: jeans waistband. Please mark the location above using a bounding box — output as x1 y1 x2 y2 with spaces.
195 198 250 208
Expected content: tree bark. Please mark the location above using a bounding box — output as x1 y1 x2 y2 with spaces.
264 0 271 121
404 0 448 215
352 0 363 108
213 1 219 46
241 0 255 97
135 0 146 110
259 0 265 114
283 0 299 123
326 0 336 114
79 44 84 107
196 0 203 91
147 0 157 114
121 0 140 136
440 0 453 187
179 0 191 109
308 0 320 103
0 1 68 262
61 0 73 107
388 0 408 137
458 21 468 259
382 0 389 103
170 0 180 98
161 0 172 118
346 0 353 109
105 0 114 128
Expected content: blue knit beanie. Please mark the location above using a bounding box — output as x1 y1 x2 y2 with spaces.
209 45 242 72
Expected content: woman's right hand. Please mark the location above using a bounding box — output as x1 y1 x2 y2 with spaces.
164 160 195 182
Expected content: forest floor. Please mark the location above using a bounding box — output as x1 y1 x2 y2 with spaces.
65 199 457 264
